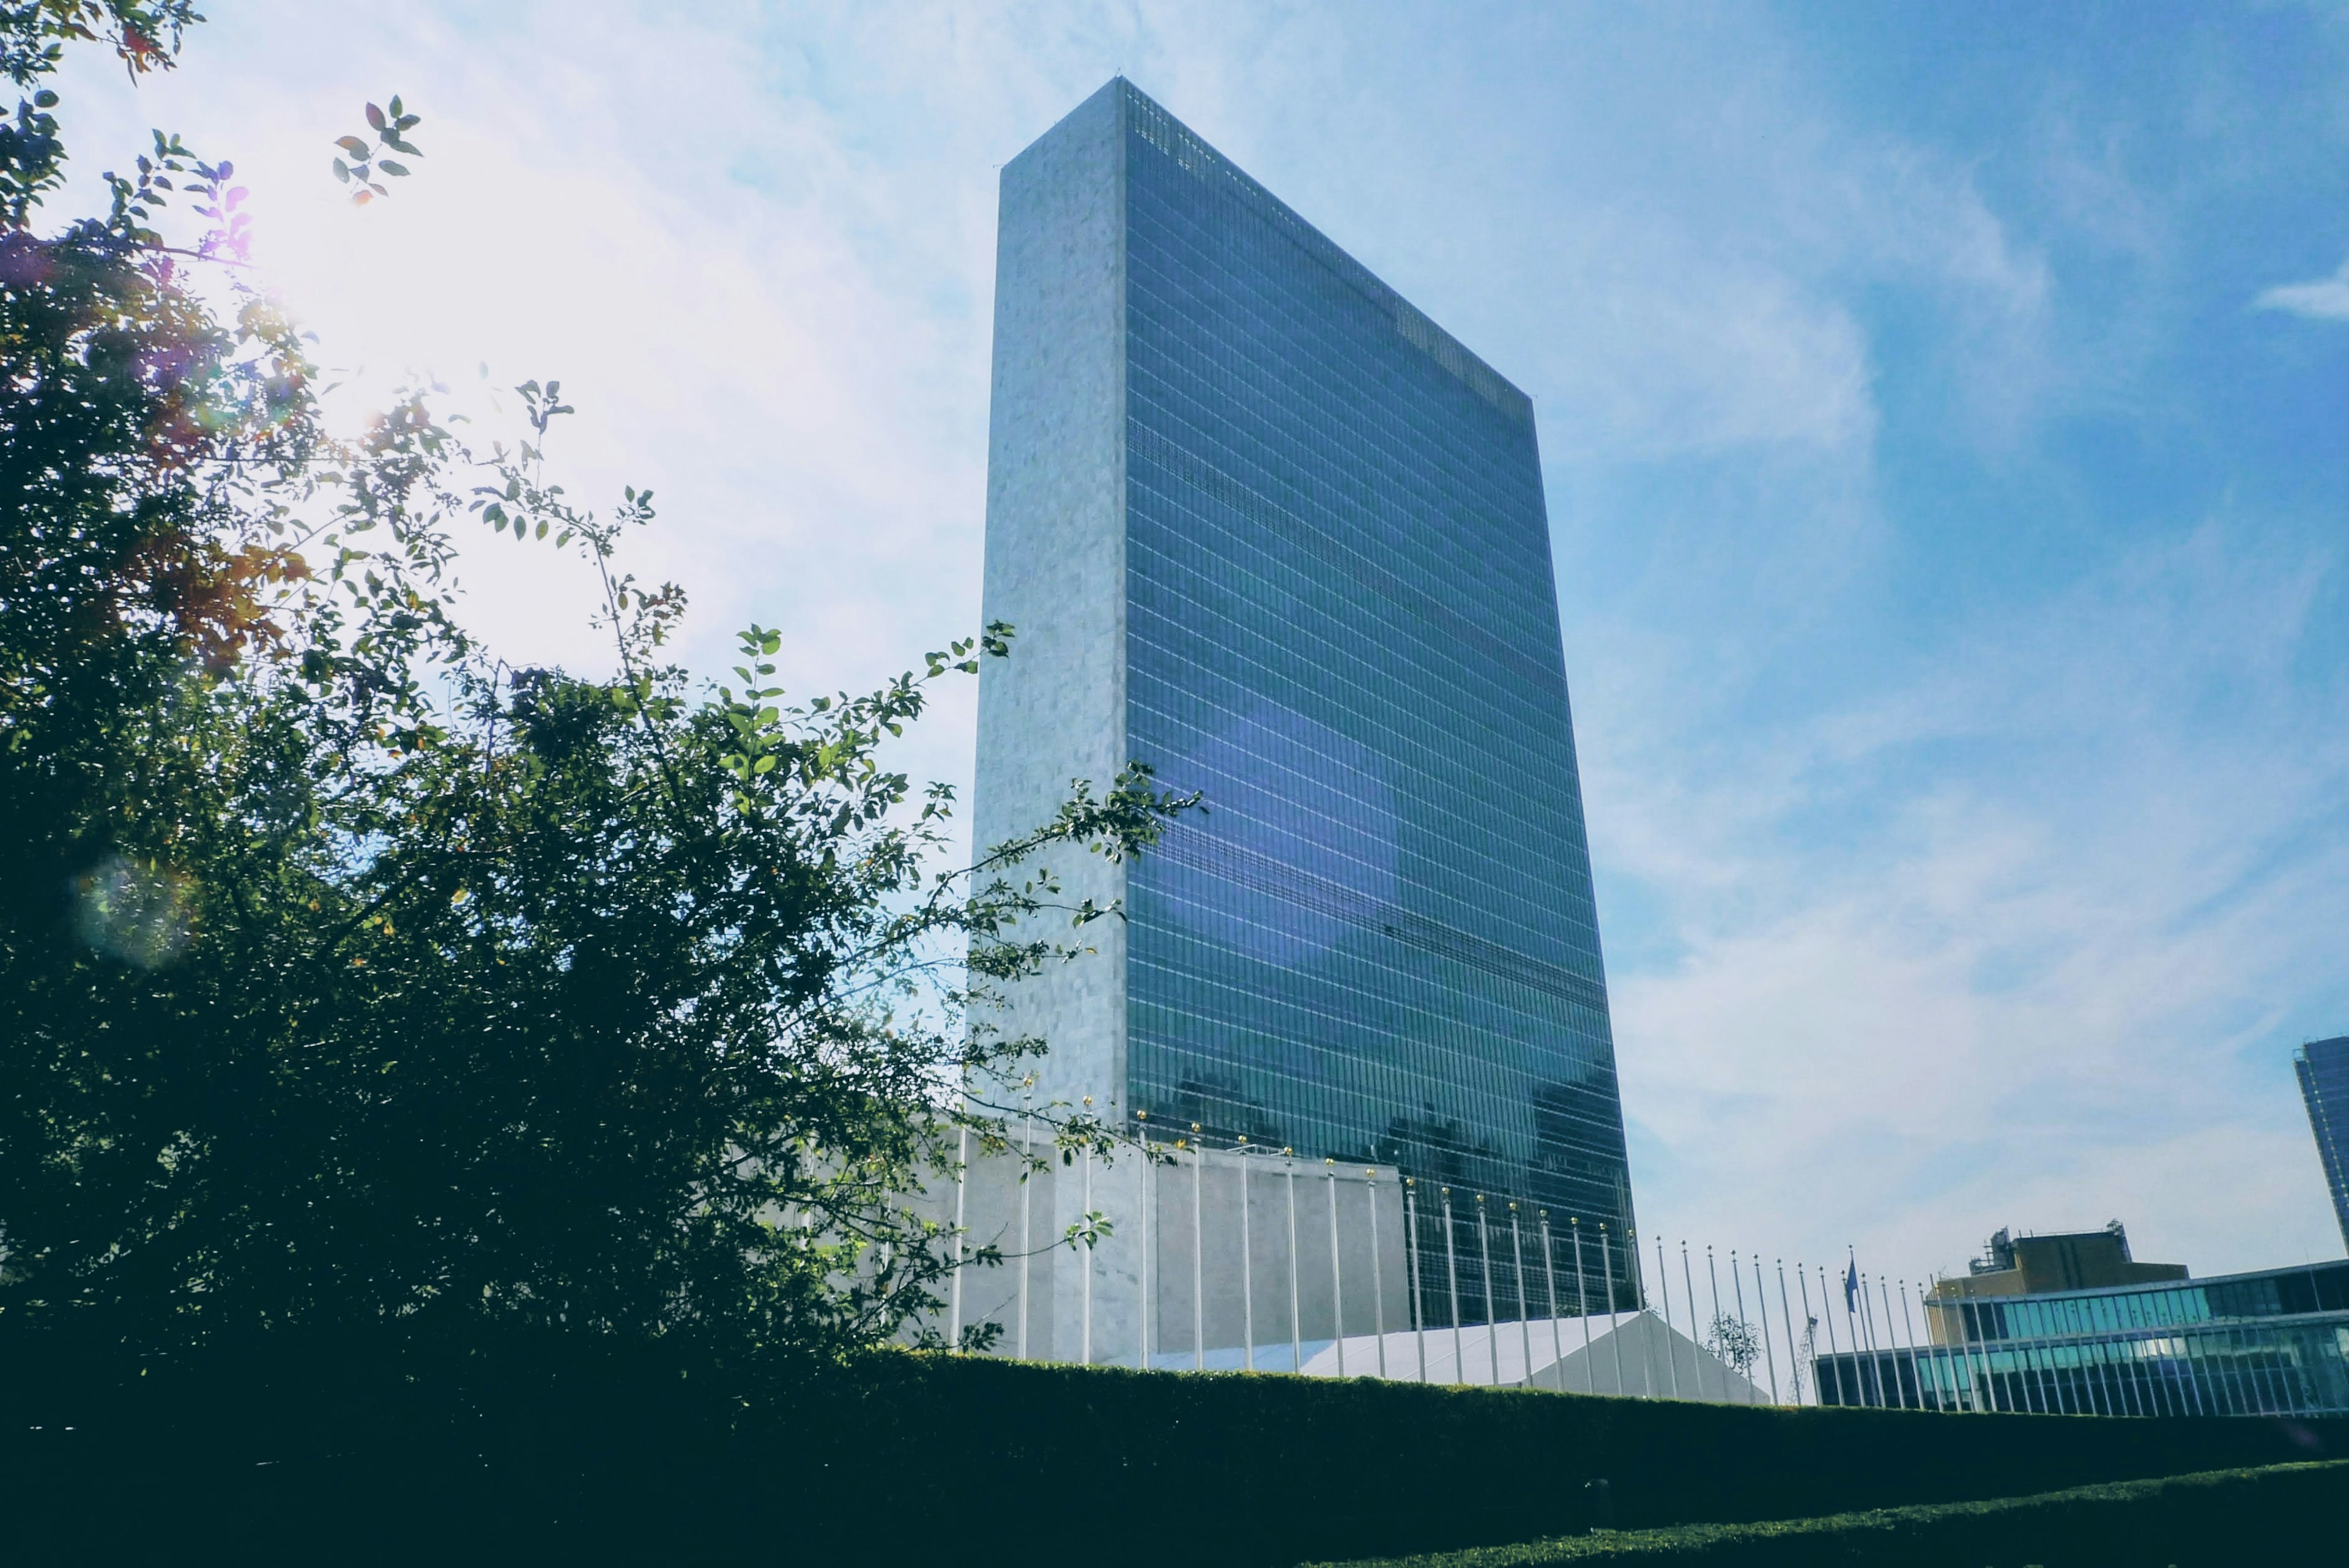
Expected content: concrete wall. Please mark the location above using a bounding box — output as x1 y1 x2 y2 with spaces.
923 1143 1413 1371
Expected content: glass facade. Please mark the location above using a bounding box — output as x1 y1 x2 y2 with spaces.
1110 87 1634 1323
1817 1261 2349 1416
2298 1035 2349 1252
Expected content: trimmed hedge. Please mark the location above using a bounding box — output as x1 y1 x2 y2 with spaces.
1302 1459 2349 1566
5 1338 2346 1563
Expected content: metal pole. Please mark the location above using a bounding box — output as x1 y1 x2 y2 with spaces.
1240 1140 1254 1372
1285 1151 1301 1374
1511 1205 1533 1388
1019 1083 1033 1361
1776 1261 1800 1406
1682 1244 1708 1400
1405 1182 1428 1384
1705 1246 1729 1402
1756 1257 1780 1405
1816 1265 1843 1404
1572 1219 1595 1395
1327 1162 1345 1378
1630 1230 1663 1398
1857 1269 1882 1406
1898 1281 1935 1411
1136 1113 1150 1370
1367 1172 1387 1378
1443 1189 1465 1385
1477 1197 1500 1387
1542 1215 1565 1392
1082 1137 1094 1367
1191 1126 1204 1372
1657 1237 1682 1399
1601 1224 1627 1397
1839 1254 1866 1405
1877 1276 1910 1408
948 1120 968 1351
1731 1250 1756 1405
1964 1295 1998 1413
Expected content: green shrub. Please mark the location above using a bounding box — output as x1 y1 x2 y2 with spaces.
7 1340 2345 1564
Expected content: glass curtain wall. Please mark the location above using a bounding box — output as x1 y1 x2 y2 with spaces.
1115 86 1636 1326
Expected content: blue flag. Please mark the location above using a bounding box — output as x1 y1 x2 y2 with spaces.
1844 1259 1860 1313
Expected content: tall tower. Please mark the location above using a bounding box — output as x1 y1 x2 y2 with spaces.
971 80 1634 1358
2298 1036 2349 1253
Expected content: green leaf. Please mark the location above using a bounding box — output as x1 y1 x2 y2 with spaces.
378 160 411 177
336 136 371 159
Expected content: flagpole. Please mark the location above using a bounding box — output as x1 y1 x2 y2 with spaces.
1820 1263 1846 1404
948 1118 969 1353
1405 1181 1428 1384
1572 1218 1594 1395
1019 1079 1034 1362
1682 1243 1707 1402
1081 1102 1094 1369
1326 1161 1345 1378
1841 1252 1865 1405
1136 1112 1150 1371
1657 1236 1682 1399
1239 1137 1254 1373
1753 1255 1780 1405
1776 1260 1800 1405
1442 1188 1465 1385
1876 1275 1907 1407
1542 1214 1565 1391
1705 1246 1728 1402
1285 1150 1301 1375
1601 1223 1627 1397
1731 1250 1756 1404
1476 1195 1500 1387
1190 1126 1204 1372
1857 1267 1881 1406
1511 1204 1533 1388
1898 1280 1931 1410
1630 1229 1661 1397
1367 1170 1386 1378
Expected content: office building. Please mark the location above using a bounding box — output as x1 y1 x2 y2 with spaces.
2297 1035 2349 1252
964 80 1634 1365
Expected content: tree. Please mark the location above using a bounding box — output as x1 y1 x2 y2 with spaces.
0 2 1181 1375
1707 1312 1761 1380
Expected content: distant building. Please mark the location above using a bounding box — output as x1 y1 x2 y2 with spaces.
1931 1221 2188 1302
1817 1249 2349 1417
2296 1035 2349 1252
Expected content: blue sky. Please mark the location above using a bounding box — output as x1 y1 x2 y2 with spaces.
62 2 2348 1285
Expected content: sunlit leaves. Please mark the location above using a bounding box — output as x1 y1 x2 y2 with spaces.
331 93 421 206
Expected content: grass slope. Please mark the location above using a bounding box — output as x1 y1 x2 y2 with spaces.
1303 1459 2349 1567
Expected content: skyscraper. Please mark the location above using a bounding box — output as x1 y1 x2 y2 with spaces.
2298 1036 2349 1252
971 80 1633 1351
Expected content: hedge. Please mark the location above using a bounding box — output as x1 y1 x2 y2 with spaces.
1302 1458 2349 1566
5 1336 2345 1563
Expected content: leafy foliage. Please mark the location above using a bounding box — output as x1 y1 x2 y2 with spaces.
0 4 1182 1369
332 94 419 204
1707 1312 1762 1378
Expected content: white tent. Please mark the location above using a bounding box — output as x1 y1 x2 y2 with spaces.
1294 1310 1767 1402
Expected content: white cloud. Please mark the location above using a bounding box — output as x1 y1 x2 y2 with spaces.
2256 256 2349 321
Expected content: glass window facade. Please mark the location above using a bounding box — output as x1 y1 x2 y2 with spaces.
1820 1261 2349 1416
1111 89 1633 1322
2297 1035 2349 1252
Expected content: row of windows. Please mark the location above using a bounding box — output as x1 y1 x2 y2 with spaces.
1113 100 1629 1236
1123 294 1554 631
1124 430 1576 726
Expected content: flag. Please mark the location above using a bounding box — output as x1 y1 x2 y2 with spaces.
1844 1258 1860 1313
